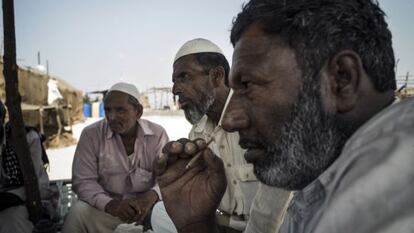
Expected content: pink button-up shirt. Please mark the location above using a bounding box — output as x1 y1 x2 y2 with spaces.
72 118 169 211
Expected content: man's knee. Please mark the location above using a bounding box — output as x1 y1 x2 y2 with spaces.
62 200 122 233
0 205 33 233
66 201 92 221
62 201 93 233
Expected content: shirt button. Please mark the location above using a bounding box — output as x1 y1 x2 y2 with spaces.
219 145 225 150
233 180 237 185
227 163 232 167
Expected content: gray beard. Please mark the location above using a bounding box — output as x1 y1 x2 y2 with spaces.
254 76 349 190
184 93 215 124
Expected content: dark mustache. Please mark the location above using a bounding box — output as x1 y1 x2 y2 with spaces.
177 95 191 103
238 136 263 149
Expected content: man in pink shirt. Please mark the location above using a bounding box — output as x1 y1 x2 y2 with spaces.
62 82 169 233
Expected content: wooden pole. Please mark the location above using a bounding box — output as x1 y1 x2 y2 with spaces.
2 0 42 223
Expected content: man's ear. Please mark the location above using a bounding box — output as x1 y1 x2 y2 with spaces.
209 66 225 88
326 50 365 113
136 104 143 119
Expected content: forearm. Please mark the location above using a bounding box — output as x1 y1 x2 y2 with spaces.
73 179 112 211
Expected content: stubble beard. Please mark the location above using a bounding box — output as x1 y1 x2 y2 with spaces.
254 76 349 190
184 93 215 125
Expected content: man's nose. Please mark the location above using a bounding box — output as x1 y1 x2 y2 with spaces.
105 110 115 121
222 95 249 132
172 83 181 96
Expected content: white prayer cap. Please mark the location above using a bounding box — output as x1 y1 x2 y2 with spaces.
174 38 224 63
107 82 140 102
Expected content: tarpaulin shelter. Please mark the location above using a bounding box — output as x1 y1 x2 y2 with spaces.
0 61 84 139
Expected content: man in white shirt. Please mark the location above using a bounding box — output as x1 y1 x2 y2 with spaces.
151 38 290 233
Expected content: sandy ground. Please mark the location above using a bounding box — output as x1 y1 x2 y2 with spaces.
46 114 192 181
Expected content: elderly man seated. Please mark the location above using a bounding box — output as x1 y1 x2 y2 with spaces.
62 82 169 233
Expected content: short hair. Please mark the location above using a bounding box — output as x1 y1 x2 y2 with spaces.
194 52 230 84
231 0 396 92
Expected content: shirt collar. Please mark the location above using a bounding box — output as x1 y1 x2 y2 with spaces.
218 89 233 127
309 97 400 198
105 118 155 139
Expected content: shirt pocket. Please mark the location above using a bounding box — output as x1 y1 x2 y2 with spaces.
99 154 127 194
129 167 154 193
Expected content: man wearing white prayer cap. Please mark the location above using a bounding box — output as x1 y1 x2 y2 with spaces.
150 38 290 233
62 82 169 233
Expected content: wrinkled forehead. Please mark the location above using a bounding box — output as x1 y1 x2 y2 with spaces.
172 55 205 77
233 32 288 60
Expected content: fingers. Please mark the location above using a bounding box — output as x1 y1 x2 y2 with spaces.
178 138 197 158
164 141 184 163
155 138 209 185
183 141 197 157
194 138 207 150
135 208 147 225
128 201 144 224
119 203 137 222
162 140 184 154
154 152 168 176
155 141 184 176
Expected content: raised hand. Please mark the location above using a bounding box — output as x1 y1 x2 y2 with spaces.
154 138 226 233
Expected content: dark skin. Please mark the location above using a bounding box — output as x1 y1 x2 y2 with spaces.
165 54 230 232
155 24 394 232
154 139 226 233
103 91 159 223
172 54 229 125
104 91 142 155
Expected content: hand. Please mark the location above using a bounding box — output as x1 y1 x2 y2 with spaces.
129 190 159 224
104 198 137 223
154 138 226 233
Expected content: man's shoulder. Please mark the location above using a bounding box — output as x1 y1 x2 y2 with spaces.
350 97 414 139
80 119 106 137
315 97 414 233
139 118 167 135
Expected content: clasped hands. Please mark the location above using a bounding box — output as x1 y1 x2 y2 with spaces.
104 190 159 224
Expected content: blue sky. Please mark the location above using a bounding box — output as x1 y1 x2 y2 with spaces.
2 0 413 92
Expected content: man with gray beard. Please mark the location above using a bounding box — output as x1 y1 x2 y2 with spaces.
153 0 414 233
151 38 290 233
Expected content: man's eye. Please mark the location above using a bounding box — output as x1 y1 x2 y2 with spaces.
242 81 252 89
183 74 191 80
175 74 191 83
